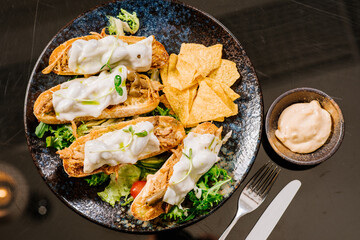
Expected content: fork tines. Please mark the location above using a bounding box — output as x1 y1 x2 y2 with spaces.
248 162 280 197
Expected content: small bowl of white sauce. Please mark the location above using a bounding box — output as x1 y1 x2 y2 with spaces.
265 87 344 165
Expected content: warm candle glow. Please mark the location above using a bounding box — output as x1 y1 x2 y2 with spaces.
0 188 8 198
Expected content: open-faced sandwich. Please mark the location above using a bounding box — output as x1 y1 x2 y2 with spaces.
57 116 185 177
42 29 169 76
130 122 225 221
34 65 162 124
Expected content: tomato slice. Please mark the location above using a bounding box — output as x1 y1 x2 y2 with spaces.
130 180 147 198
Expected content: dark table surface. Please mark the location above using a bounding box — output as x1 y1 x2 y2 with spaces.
1 0 359 239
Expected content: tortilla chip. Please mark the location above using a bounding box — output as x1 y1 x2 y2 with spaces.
208 59 240 86
176 57 198 89
179 43 206 54
220 83 240 101
214 117 225 122
197 44 223 77
188 85 198 111
205 77 240 101
204 78 238 116
179 43 223 78
166 54 181 89
160 62 169 86
186 81 234 127
167 54 197 90
163 85 197 124
162 43 240 126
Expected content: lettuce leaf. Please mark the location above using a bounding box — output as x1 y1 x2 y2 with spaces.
85 173 109 186
97 165 141 206
35 122 75 150
35 122 49 138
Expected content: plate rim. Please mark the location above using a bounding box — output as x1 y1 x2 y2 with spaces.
23 0 263 233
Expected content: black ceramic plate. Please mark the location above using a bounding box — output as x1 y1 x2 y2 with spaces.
24 0 262 233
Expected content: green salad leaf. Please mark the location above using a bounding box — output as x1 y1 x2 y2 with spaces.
46 125 75 150
97 165 141 207
135 155 168 179
117 9 139 34
150 106 179 120
35 122 75 150
85 173 110 186
107 16 122 35
162 205 185 221
35 122 49 138
162 165 232 222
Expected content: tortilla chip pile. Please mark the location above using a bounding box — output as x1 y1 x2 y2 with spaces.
160 43 241 127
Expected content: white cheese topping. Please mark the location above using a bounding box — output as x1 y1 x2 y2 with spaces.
68 35 153 74
275 100 332 153
163 132 222 205
52 65 127 121
84 121 160 173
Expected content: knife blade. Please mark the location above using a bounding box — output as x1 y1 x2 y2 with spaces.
245 179 301 240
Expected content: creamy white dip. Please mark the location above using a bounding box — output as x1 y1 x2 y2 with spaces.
83 121 160 173
68 35 153 74
163 132 222 205
52 65 127 121
275 100 332 153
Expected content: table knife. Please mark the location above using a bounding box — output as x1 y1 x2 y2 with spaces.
245 179 301 240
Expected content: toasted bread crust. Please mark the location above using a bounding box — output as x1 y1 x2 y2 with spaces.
57 116 185 178
42 29 169 75
130 122 222 221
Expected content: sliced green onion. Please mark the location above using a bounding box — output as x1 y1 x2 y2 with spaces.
81 100 100 105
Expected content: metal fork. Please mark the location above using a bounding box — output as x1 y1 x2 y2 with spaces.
219 162 281 240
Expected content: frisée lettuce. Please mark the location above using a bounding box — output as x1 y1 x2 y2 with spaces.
162 165 231 222
107 9 140 36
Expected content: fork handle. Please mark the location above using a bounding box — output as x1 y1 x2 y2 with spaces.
219 209 248 240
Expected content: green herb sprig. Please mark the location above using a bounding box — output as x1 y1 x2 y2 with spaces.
100 62 112 73
135 130 148 137
90 126 148 154
114 75 123 96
